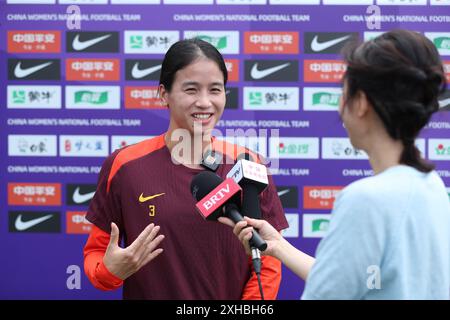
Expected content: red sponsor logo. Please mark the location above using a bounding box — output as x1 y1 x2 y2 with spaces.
124 86 166 109
244 32 299 54
303 186 343 209
304 60 346 83
8 183 61 206
66 59 120 81
444 61 450 83
8 30 60 53
225 59 239 82
66 211 92 234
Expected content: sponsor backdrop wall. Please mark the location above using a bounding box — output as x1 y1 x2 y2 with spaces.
1 0 449 299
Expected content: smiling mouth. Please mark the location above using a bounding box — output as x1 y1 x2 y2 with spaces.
192 113 213 121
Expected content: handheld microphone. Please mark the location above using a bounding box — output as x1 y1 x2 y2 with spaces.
227 156 268 300
190 171 267 251
226 155 268 219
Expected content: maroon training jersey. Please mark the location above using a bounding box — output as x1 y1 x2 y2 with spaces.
86 134 288 299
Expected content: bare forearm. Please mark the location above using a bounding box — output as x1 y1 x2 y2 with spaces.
273 239 315 281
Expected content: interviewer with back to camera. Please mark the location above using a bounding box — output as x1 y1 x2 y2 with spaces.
82 38 288 300
220 29 450 300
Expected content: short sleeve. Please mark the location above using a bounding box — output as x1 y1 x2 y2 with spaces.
260 173 289 232
301 188 386 300
85 150 123 235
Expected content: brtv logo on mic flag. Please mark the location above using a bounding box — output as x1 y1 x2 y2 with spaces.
196 178 241 219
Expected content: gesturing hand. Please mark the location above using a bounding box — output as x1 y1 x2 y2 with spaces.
103 222 165 280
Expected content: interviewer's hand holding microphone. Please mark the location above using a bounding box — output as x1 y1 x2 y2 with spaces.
217 156 315 281
219 214 315 282
218 156 286 259
218 216 283 257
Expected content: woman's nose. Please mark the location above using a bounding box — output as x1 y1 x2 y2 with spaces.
195 92 212 108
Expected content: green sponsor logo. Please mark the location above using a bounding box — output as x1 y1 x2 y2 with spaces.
75 91 108 105
249 92 262 106
13 90 26 104
433 37 450 50
196 35 228 50
436 143 450 156
130 35 143 49
279 143 309 155
312 92 340 107
312 219 329 232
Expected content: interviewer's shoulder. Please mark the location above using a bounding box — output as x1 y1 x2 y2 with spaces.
337 166 419 209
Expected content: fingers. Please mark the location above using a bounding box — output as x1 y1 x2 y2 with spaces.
147 234 165 253
128 223 155 253
230 220 254 248
218 217 235 228
144 225 162 246
243 216 266 229
132 224 165 265
138 230 165 260
242 231 253 243
232 220 249 238
140 248 164 267
237 227 254 244
108 222 120 247
138 226 163 257
138 234 165 265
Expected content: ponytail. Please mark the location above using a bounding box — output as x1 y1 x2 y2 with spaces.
399 139 434 173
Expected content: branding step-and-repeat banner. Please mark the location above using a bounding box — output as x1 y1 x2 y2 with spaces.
1 0 449 299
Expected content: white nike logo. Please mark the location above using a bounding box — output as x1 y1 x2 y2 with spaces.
311 35 351 52
73 187 95 204
131 63 162 79
277 189 290 197
72 34 111 51
14 61 52 78
439 98 450 108
250 63 290 80
15 214 53 231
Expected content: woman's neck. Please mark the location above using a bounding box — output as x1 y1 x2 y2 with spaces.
164 129 212 169
365 135 404 175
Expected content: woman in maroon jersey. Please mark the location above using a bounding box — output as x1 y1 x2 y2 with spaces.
83 38 288 299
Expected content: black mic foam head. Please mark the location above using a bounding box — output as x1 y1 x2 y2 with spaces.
190 171 223 201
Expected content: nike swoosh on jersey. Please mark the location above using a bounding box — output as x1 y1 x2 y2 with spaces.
310 35 351 52
14 61 53 78
439 98 450 108
139 193 165 203
72 34 112 51
15 214 53 231
277 189 290 197
73 187 95 204
250 63 291 80
131 63 162 79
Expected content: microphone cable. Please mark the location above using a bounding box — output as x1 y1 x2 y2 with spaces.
251 247 264 300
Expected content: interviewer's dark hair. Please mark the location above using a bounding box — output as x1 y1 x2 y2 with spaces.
159 38 228 92
343 29 446 173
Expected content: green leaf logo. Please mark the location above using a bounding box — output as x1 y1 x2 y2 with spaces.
75 91 108 105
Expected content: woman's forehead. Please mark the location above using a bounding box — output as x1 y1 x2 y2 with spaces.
173 59 224 83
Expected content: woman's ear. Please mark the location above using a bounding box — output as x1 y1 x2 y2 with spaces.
158 84 168 107
356 91 370 118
